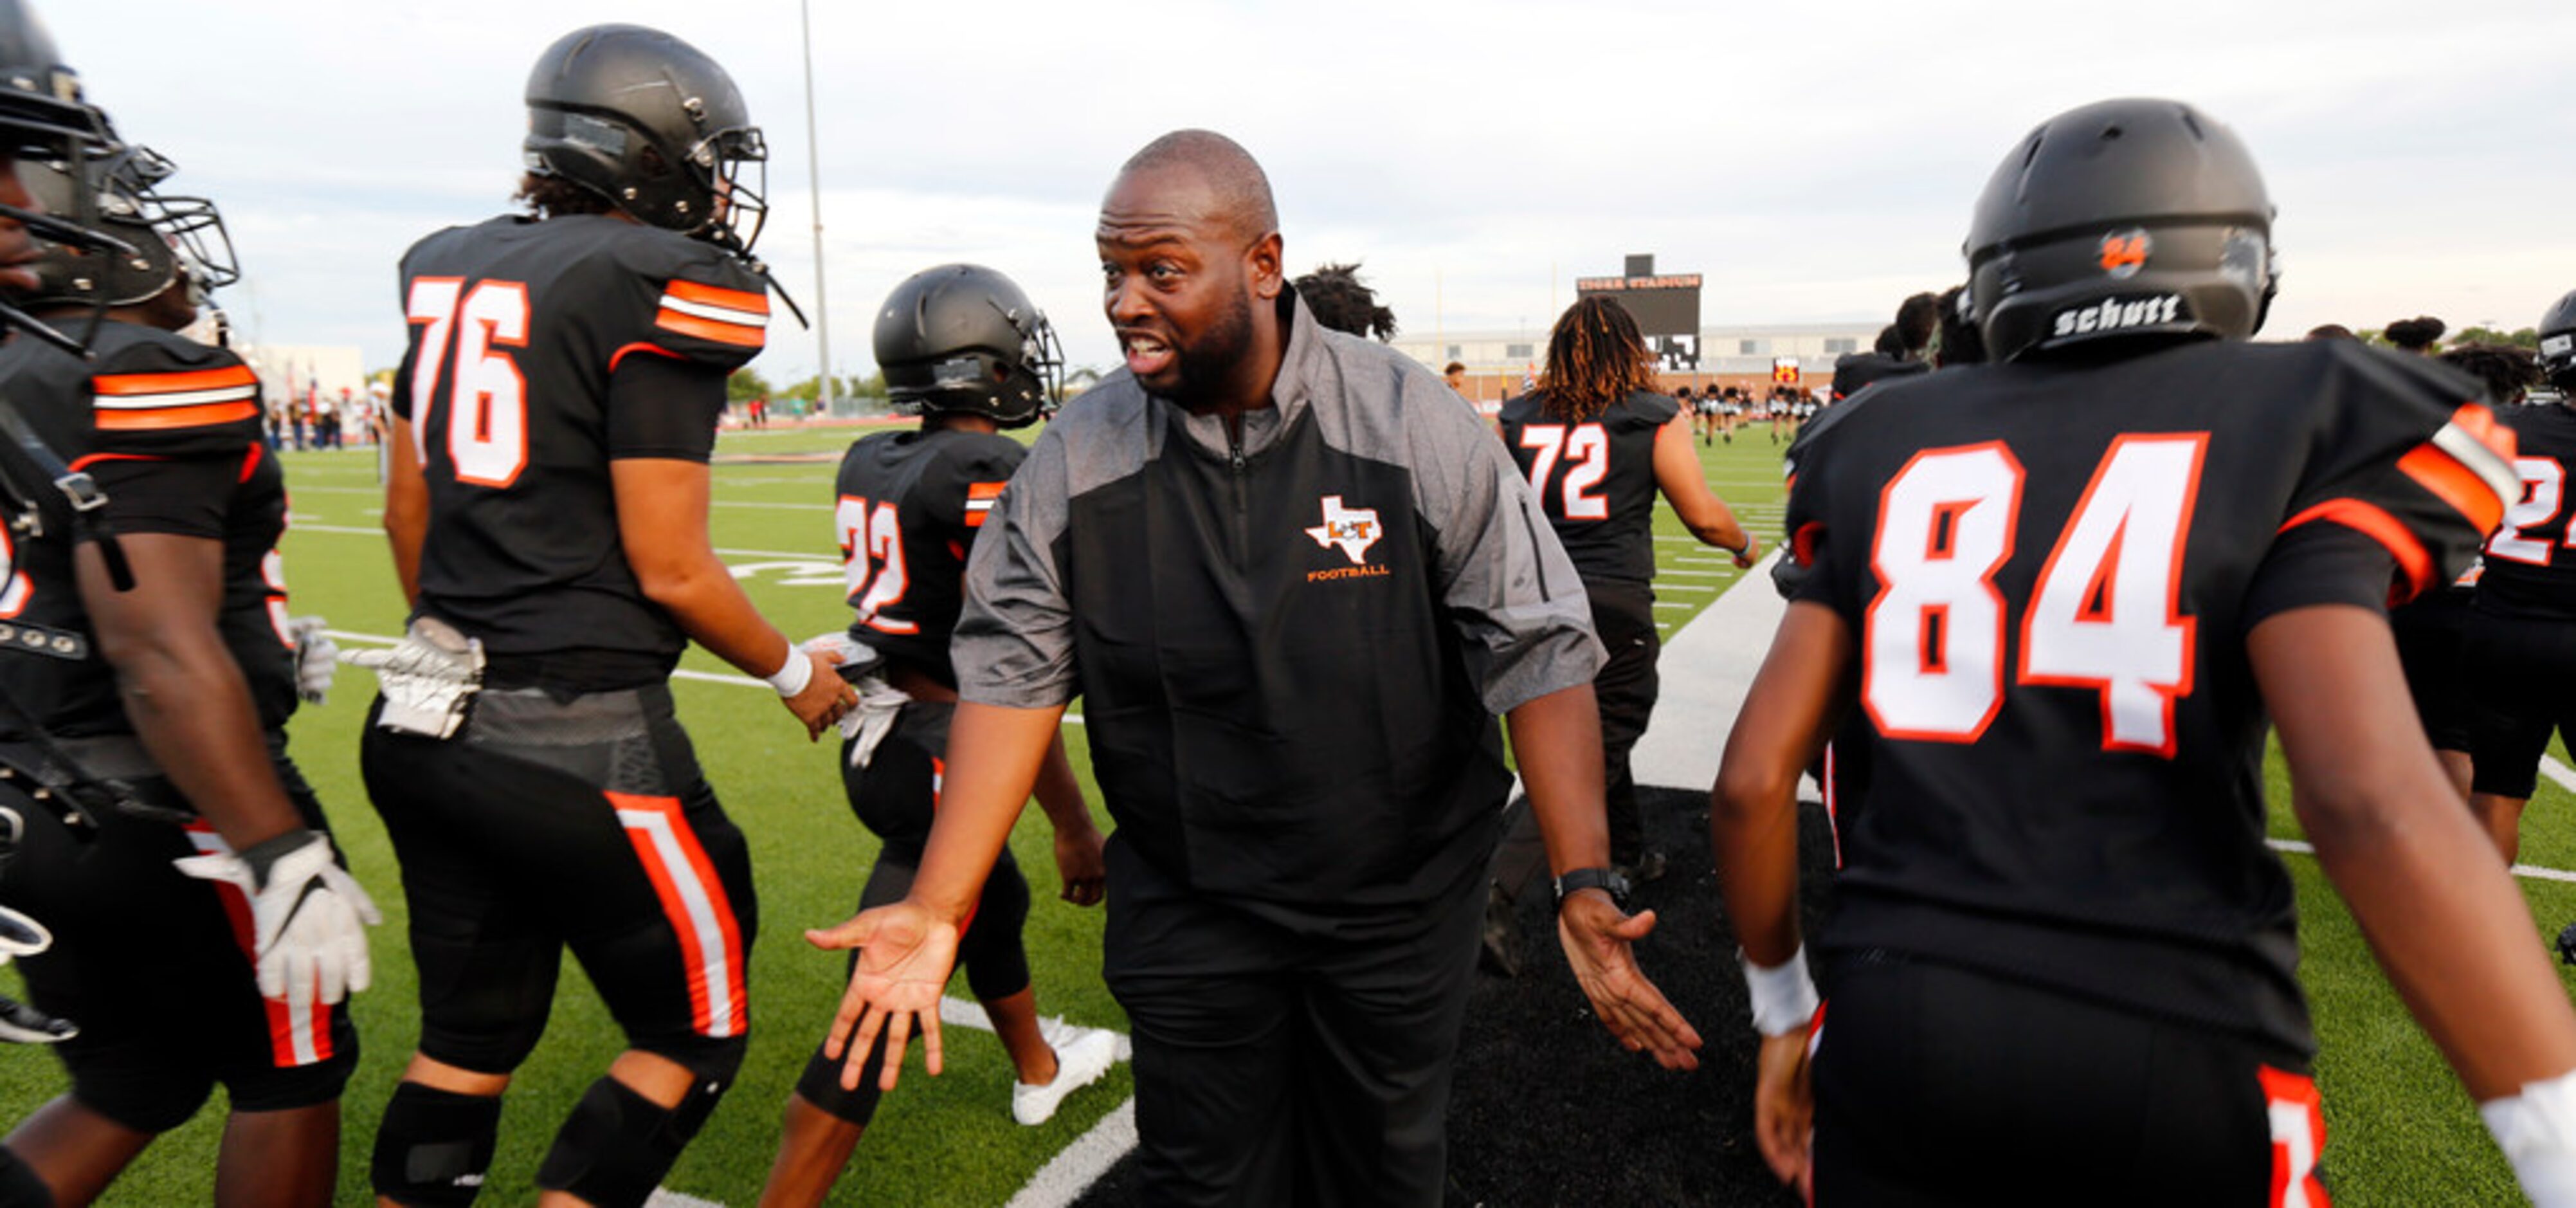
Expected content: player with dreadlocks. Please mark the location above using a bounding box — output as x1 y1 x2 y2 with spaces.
1482 295 1757 971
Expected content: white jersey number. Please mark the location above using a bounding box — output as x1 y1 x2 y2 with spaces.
835 495 916 636
1518 423 1610 521
1866 435 2204 755
404 279 531 488
2487 456 2568 566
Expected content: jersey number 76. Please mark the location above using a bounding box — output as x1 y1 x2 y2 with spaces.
1865 435 2205 757
405 278 531 488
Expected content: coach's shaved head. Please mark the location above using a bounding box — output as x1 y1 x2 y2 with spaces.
1113 129 1278 241
1097 129 1288 414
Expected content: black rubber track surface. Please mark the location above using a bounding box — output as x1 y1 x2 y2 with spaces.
1075 787 1838 1207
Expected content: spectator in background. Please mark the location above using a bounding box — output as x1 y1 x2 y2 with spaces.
2386 315 2447 354
1894 291 1941 360
1444 360 1469 396
1293 261 1397 341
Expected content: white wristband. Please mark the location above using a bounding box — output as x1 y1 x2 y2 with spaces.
1739 945 1821 1038
764 645 815 698
2483 1068 2576 1207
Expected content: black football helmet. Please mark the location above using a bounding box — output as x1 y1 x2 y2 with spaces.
1964 98 2278 363
874 264 1061 429
2539 290 2576 390
523 24 766 253
16 146 235 311
0 0 103 160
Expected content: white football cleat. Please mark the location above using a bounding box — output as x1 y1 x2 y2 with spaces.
1013 1023 1120 1126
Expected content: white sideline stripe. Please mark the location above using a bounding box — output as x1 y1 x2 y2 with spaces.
322 628 1092 722
1006 1099 1139 1208
2265 837 2576 886
287 524 831 565
2541 754 2576 798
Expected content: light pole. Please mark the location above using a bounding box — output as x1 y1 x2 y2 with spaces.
800 0 834 414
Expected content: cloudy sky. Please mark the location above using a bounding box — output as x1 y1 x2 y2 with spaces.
44 0 2576 381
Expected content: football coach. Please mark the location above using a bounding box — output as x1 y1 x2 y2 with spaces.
808 128 1703 1205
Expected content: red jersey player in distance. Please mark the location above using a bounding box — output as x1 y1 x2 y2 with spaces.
1712 98 2576 1205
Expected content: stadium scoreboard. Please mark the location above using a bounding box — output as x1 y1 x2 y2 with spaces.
1576 254 1701 370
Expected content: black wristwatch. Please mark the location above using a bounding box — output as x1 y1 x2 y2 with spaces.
1553 866 1632 912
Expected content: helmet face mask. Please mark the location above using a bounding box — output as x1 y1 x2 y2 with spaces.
14 143 239 316
522 24 768 255
1964 98 2278 365
875 264 1061 430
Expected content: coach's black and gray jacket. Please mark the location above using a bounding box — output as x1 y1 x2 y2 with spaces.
956 293 1603 929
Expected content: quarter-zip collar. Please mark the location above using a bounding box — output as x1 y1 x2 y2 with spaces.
1163 287 1325 470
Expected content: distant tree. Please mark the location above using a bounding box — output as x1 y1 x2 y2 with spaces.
727 367 774 402
1064 365 1103 395
2454 325 2540 350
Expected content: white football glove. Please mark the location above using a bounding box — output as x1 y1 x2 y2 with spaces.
287 616 337 705
2487 1069 2576 1207
174 830 381 1011
345 617 483 738
804 634 909 767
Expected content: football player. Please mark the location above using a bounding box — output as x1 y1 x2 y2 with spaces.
1712 98 2576 1203
757 264 1119 1206
0 131 378 1207
361 24 855 1207
2462 302 2576 862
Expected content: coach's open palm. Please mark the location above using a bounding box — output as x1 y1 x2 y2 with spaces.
808 901 961 1092
1556 893 1704 1070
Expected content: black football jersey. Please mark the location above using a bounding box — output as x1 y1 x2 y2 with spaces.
1498 389 1676 584
1784 338 2508 1054
835 427 1024 685
2473 403 2576 623
0 321 294 738
394 214 767 680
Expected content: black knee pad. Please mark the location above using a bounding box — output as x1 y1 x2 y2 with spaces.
793 1029 891 1128
0 1145 51 1208
536 1043 742 1208
960 859 1032 1003
371 1083 503 1208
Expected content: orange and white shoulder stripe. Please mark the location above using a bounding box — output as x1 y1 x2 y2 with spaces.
2399 403 2520 533
965 481 1007 528
90 363 261 432
656 279 768 349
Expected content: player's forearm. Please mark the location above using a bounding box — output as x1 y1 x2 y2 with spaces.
1506 682 1611 875
1029 729 1096 838
383 420 428 606
637 549 795 678
105 628 303 850
911 701 1066 922
1711 601 1851 966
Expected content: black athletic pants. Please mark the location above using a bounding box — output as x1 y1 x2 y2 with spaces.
1811 956 2325 1206
2463 610 2576 799
1102 835 1485 1207
1590 580 1660 868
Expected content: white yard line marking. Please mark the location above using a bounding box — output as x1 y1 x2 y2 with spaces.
2541 754 2576 798
1006 1099 1139 1208
2266 837 2576 886
643 1189 727 1208
289 525 835 565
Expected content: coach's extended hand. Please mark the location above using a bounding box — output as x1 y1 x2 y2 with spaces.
809 901 961 1092
1556 890 1704 1068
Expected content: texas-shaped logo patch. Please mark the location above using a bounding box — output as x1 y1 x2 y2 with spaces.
1305 495 1382 565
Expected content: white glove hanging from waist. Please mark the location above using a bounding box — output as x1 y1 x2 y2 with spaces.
2485 1068 2576 1207
806 633 909 769
344 616 482 738
174 829 382 1012
0 804 69 1043
286 616 338 705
